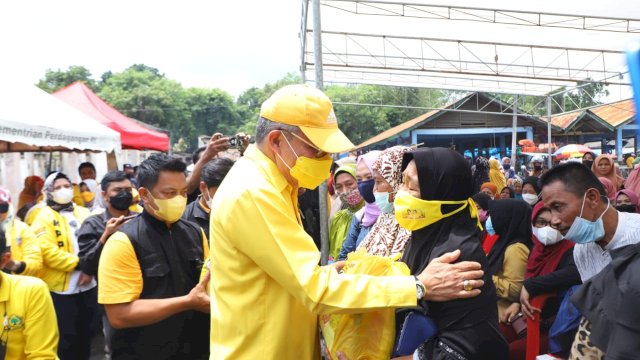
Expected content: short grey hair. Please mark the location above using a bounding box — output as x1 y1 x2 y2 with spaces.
255 117 299 144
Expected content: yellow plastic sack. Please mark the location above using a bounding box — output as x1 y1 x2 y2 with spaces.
320 249 410 360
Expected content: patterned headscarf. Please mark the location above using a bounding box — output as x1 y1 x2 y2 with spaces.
371 146 407 195
43 172 74 212
359 146 411 257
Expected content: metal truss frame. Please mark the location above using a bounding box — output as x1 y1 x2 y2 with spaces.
301 0 638 263
320 0 640 34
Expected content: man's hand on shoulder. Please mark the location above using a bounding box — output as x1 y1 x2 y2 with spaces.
416 249 484 302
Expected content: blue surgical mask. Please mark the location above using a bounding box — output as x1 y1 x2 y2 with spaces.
564 192 610 244
357 179 375 204
373 191 394 214
485 216 496 235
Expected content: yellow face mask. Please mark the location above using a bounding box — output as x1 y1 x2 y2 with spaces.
148 193 187 223
81 191 95 203
394 190 479 231
276 134 333 190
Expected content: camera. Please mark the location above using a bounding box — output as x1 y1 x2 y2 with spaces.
228 135 244 149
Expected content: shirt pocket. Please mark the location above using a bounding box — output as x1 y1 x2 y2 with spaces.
183 247 205 283
140 254 171 296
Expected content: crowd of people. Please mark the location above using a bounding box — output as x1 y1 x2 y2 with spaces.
1 84 639 360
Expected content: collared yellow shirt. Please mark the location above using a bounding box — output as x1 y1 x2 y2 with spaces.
0 272 59 359
209 145 416 359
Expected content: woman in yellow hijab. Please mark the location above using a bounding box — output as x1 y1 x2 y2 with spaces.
489 158 507 192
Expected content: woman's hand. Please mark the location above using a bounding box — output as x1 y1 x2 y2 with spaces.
332 261 346 273
519 286 540 320
501 302 521 324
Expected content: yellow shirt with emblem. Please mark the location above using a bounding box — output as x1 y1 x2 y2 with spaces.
0 271 59 360
209 145 417 359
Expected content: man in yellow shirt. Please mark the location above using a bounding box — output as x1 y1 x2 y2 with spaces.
98 154 210 360
0 187 42 276
0 209 59 359
209 84 486 359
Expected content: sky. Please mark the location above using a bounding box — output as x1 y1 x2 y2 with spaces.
0 0 303 96
0 0 637 100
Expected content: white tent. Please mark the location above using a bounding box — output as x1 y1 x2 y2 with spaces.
0 84 121 152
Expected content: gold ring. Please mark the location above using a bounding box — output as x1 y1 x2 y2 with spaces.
463 280 473 292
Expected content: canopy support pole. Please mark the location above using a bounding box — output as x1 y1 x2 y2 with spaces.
547 96 553 168
616 128 623 162
511 95 518 168
313 0 330 266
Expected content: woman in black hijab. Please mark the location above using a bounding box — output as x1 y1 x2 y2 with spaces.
485 199 532 322
396 148 507 360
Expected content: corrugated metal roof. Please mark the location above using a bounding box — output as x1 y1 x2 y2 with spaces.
355 108 440 149
550 110 583 130
355 96 637 149
588 99 636 128
355 93 476 148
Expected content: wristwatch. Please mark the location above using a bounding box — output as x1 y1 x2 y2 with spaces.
414 276 426 300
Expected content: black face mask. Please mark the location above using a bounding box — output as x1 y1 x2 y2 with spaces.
583 160 593 169
357 179 376 204
109 191 133 211
616 204 637 213
533 165 543 171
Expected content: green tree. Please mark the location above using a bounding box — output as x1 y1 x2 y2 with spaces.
185 87 242 138
325 84 448 145
99 67 194 147
36 65 100 93
501 80 610 116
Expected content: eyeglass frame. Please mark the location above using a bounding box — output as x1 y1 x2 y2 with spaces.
280 130 328 159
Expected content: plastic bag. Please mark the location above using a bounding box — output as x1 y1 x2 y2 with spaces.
320 249 410 360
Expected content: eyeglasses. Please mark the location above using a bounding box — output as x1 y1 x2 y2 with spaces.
283 131 328 158
534 218 550 228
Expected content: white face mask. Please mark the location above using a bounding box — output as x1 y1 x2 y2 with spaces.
522 193 538 206
532 226 563 246
204 188 213 209
52 187 74 205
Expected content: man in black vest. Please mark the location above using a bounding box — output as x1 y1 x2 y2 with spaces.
97 154 210 360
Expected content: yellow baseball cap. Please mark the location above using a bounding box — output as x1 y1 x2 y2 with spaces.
259 84 354 153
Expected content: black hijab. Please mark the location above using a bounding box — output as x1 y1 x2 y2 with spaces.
522 176 540 194
400 147 499 333
400 147 478 275
472 192 491 211
486 199 533 275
